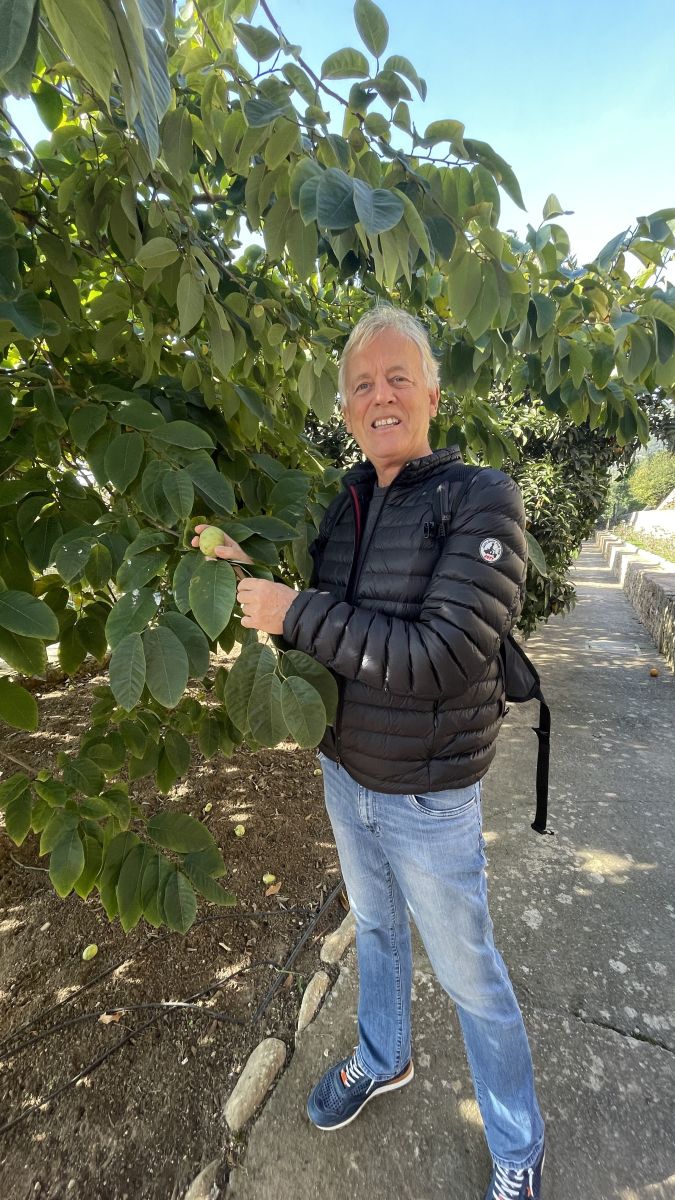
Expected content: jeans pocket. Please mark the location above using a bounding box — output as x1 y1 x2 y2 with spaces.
407 782 479 818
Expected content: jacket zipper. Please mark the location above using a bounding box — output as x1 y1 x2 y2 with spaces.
335 482 392 765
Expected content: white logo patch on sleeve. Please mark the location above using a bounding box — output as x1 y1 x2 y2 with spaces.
479 537 503 563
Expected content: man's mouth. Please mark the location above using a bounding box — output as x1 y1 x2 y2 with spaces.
372 417 401 429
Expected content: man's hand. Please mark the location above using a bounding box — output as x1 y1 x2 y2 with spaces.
237 577 298 635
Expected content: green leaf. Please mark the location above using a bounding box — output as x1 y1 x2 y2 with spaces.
73 834 103 900
40 807 79 855
0 772 31 811
655 318 675 365
623 326 652 383
136 237 180 269
147 811 216 853
150 420 213 449
181 859 234 906
593 229 629 272
354 0 389 57
189 559 237 641
244 95 293 128
0 627 47 676
0 291 44 337
159 612 210 679
248 671 287 747
105 588 159 650
316 169 358 230
33 81 63 131
68 404 107 449
162 105 193 182
186 459 235 513
282 650 338 724
41 0 114 104
382 55 426 99
0 0 38 73
264 118 300 170
98 831 140 921
142 626 189 709
84 543 113 591
177 273 205 336
116 842 151 932
352 178 404 235
240 515 298 541
280 676 326 748
0 244 21 302
62 756 105 797
525 530 548 577
532 293 556 338
102 784 131 829
109 632 146 710
321 47 370 79
164 727 191 776
104 431 144 492
448 253 482 324
463 138 525 210
49 827 85 899
0 590 59 640
234 22 279 61
224 642 277 732
173 552 202 615
108 394 165 431
422 119 465 149
543 193 565 220
140 852 172 927
162 869 197 933
4 788 32 845
0 676 38 731
161 469 194 520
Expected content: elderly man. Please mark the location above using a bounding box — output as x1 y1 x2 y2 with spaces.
198 307 545 1200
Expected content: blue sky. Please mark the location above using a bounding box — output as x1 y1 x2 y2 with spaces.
281 0 675 266
7 0 674 269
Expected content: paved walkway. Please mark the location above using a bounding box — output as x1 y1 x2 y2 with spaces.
227 543 675 1200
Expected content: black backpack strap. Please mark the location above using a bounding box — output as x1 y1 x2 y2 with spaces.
531 688 552 835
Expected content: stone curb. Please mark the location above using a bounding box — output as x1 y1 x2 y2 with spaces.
217 907 354 1151
183 1158 220 1200
594 532 675 668
224 1037 287 1134
296 969 331 1036
319 909 356 964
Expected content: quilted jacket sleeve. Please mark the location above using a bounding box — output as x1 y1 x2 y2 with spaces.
282 469 527 700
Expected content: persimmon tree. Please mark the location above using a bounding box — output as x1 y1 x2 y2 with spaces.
0 0 674 930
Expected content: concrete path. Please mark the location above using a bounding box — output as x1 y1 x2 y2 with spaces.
227 543 675 1200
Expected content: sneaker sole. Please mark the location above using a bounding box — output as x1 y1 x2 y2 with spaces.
308 1061 415 1132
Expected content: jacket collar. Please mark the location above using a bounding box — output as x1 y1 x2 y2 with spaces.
341 446 464 491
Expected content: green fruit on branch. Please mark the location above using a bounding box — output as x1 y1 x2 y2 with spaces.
198 525 227 557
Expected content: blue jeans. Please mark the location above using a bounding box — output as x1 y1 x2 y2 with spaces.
318 752 545 1172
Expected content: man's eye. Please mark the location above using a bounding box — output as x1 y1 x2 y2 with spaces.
355 381 370 392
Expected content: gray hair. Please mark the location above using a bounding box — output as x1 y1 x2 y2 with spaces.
337 305 440 408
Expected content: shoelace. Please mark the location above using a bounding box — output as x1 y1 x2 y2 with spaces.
492 1162 535 1200
340 1054 367 1088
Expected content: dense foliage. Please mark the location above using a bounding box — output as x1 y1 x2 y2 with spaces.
624 449 675 509
0 0 674 930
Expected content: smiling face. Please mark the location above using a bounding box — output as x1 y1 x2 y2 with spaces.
342 328 440 486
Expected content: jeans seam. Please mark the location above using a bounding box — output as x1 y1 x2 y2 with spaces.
386 860 405 1072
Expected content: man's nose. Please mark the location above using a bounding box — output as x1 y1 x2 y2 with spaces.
372 375 394 402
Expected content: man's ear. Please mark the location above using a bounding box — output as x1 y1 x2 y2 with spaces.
342 401 352 434
429 386 440 418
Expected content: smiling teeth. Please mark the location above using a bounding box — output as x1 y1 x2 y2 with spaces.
373 418 400 427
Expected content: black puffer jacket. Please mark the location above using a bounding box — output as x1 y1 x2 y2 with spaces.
282 448 527 793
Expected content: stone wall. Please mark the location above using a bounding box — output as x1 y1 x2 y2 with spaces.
595 532 675 670
623 509 675 534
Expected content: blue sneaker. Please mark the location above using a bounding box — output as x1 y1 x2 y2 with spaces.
484 1143 545 1199
307 1049 414 1130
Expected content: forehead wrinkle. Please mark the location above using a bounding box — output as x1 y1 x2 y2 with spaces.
349 362 414 385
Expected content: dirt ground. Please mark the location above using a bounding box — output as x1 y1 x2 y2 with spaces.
0 663 343 1200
